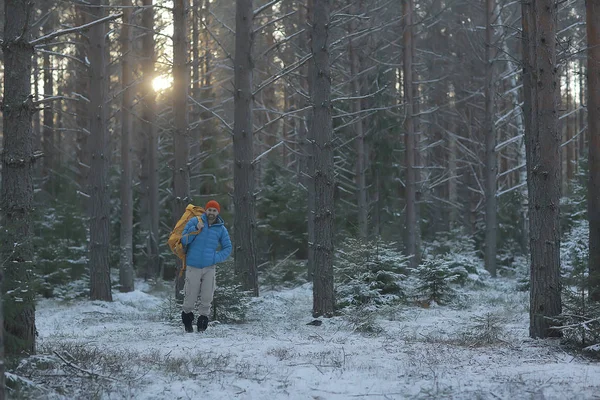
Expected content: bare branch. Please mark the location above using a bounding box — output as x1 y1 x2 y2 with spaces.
187 95 233 134
252 141 284 165
30 13 123 46
253 0 281 18
33 96 81 106
254 11 296 34
260 28 305 58
254 105 311 135
253 53 312 96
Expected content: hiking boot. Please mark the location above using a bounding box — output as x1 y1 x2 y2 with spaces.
197 315 209 332
182 311 194 333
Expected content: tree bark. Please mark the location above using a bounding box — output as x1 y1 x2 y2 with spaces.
42 1 55 195
88 0 112 301
311 0 335 317
522 0 562 338
403 0 418 268
233 0 258 296
32 54 40 155
579 58 586 158
119 0 134 293
349 1 368 239
484 0 497 277
74 5 90 197
587 0 600 301
1 0 36 354
172 0 191 297
190 0 201 190
305 0 315 281
566 67 574 186
140 0 160 279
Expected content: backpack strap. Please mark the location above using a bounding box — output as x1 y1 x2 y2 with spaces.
179 254 187 278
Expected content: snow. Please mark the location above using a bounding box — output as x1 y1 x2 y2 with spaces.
27 278 600 399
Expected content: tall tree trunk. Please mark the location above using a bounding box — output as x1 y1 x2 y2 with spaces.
172 0 191 297
1 0 36 354
403 0 418 268
349 1 368 239
32 54 40 155
484 0 497 277
202 0 211 90
74 5 90 196
522 0 561 338
448 117 458 227
587 0 600 301
566 67 575 186
140 0 160 279
42 2 54 195
579 58 586 159
498 11 528 254
190 0 201 191
119 1 134 293
305 0 315 281
88 0 112 301
233 0 258 296
311 0 335 317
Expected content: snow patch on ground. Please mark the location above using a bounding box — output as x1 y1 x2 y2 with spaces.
23 279 600 399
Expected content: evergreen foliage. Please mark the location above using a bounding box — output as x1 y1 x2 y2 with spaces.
422 227 486 285
211 260 252 323
413 257 462 305
32 202 89 298
256 162 307 260
334 238 411 310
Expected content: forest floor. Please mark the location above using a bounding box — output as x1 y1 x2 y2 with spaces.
10 277 600 399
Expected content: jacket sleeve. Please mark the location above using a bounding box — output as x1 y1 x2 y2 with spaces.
180 217 199 246
215 227 232 264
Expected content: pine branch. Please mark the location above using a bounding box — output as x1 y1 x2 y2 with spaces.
30 13 123 46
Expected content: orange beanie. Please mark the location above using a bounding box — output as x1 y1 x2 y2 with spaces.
205 200 221 213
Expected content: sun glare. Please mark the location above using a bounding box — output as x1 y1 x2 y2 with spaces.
152 76 172 92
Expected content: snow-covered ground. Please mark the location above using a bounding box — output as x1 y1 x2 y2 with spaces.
17 279 600 399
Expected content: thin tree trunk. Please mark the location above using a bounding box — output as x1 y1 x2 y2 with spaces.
140 0 160 279
89 0 112 301
42 3 54 195
579 58 586 159
311 0 335 317
448 118 458 227
1 0 36 354
190 0 201 191
74 5 90 196
484 0 497 277
203 0 211 90
119 1 134 293
587 0 600 301
173 0 191 297
32 54 41 155
523 0 561 338
349 1 368 239
233 0 258 295
305 0 315 281
566 67 575 186
403 0 418 268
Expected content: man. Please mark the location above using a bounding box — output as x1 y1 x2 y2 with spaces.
180 200 232 332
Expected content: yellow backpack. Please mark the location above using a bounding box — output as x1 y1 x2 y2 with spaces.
167 204 205 276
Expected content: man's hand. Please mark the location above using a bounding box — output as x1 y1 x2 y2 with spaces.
197 219 204 230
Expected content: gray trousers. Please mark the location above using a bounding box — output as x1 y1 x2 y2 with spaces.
182 265 216 316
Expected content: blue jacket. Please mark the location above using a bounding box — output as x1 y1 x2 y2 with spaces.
181 213 232 268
